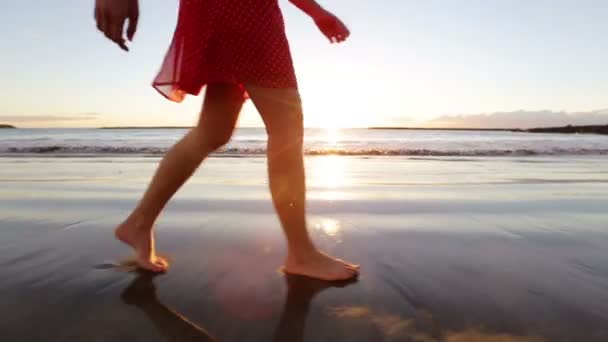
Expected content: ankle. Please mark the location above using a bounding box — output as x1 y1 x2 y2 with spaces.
287 243 318 262
125 212 154 232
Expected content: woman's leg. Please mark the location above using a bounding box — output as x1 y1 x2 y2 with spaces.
245 85 359 281
115 83 245 272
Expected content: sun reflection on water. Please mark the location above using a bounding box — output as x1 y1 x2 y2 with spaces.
309 154 350 200
326 127 339 146
312 217 343 244
316 218 341 237
308 128 351 200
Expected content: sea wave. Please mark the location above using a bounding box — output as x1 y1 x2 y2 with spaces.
1 145 608 157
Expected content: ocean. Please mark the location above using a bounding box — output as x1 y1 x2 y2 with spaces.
1 127 607 157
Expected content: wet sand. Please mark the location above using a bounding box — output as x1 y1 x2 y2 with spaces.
1 156 608 341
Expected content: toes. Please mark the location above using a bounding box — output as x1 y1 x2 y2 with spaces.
148 262 165 272
337 258 360 269
155 257 169 268
340 271 356 280
346 266 359 277
335 266 358 280
346 265 359 273
138 259 168 273
153 260 169 272
143 263 164 273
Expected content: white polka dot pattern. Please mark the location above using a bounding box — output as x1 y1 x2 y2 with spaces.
153 0 298 102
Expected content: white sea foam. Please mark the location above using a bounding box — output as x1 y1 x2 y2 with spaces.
1 128 607 157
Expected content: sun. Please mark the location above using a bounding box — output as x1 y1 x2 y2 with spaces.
318 116 342 145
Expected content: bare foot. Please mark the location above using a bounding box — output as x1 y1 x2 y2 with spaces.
115 219 169 273
283 249 359 281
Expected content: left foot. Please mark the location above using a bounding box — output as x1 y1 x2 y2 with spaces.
115 219 169 273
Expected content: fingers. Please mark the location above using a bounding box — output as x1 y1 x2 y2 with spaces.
126 15 139 42
110 17 129 51
102 14 112 41
116 22 129 51
328 31 348 44
335 21 350 43
336 27 350 43
105 17 128 51
321 18 351 44
94 7 129 51
95 7 105 33
126 2 139 41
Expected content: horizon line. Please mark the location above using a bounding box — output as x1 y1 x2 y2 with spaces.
1 124 606 131
2 124 521 131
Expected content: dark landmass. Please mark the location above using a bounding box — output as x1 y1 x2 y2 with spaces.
0 124 16 129
368 127 524 132
100 125 607 135
370 125 608 135
527 124 608 135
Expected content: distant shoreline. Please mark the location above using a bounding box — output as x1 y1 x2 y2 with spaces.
3 124 605 135
100 126 524 131
99 125 605 135
527 124 608 135
368 127 523 132
370 125 608 135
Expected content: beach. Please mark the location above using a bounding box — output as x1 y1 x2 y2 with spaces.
1 153 607 341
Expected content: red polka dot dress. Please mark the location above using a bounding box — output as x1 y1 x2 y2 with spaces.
153 0 298 102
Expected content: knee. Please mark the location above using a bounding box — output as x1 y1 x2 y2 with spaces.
195 126 233 152
268 122 303 151
267 109 304 145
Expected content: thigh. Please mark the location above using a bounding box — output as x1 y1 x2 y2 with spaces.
198 83 246 136
244 85 303 137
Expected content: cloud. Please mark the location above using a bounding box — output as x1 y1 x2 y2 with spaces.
0 112 102 123
425 109 608 129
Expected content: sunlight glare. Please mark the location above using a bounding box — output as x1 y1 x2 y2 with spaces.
311 155 347 189
309 155 350 200
326 127 339 145
315 218 341 237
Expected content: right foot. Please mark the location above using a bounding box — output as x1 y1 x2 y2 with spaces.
115 220 169 273
283 249 359 281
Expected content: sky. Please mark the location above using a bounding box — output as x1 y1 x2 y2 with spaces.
1 0 607 128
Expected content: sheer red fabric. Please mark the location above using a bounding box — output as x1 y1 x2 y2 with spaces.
153 0 298 102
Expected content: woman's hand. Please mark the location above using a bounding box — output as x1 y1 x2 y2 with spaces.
313 10 350 44
94 0 139 51
289 0 350 43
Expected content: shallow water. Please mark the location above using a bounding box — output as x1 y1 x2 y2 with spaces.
2 127 608 156
1 156 607 341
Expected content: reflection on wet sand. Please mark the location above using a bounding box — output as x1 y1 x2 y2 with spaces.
121 272 357 342
272 275 357 342
330 306 544 342
308 155 350 201
121 273 214 342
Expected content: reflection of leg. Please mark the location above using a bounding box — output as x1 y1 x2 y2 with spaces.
121 273 214 341
273 274 357 342
246 85 359 281
115 84 245 272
